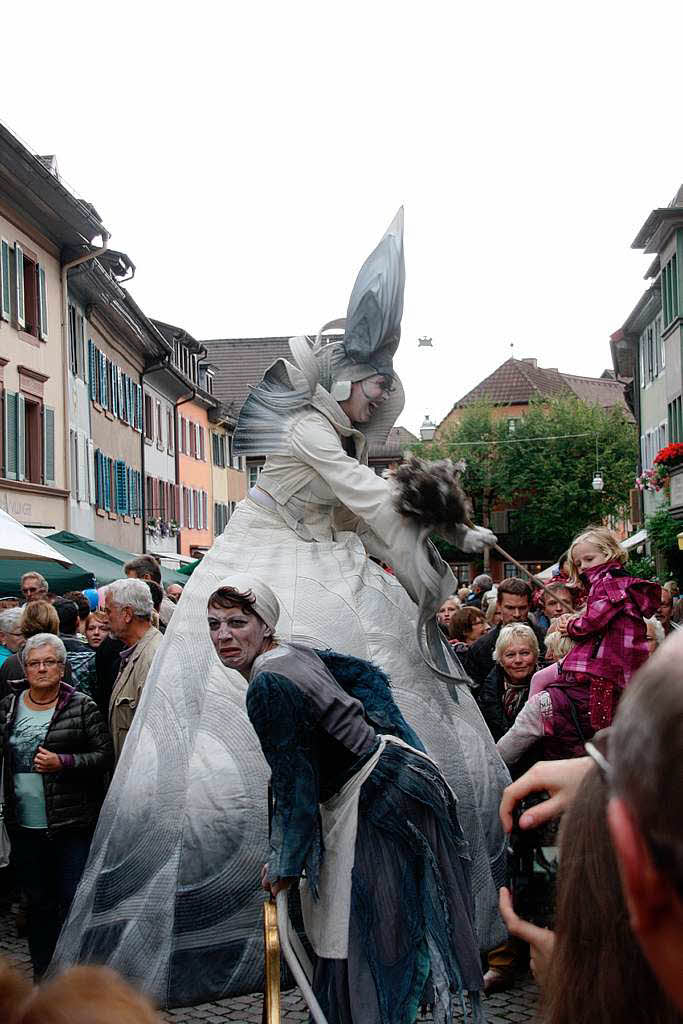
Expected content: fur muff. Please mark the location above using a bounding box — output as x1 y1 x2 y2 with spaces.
392 456 468 527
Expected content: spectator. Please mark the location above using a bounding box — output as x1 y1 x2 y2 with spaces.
500 737 680 1024
645 615 665 656
84 611 110 650
63 591 92 639
436 594 460 634
0 597 21 611
166 583 184 604
52 600 98 699
105 580 162 760
480 623 539 743
448 607 489 656
0 633 113 979
457 586 472 603
0 602 74 695
124 556 175 628
465 578 545 691
0 609 23 666
143 580 165 634
656 586 679 636
663 579 680 601
466 573 493 609
19 574 48 605
8 964 162 1024
485 593 502 627
535 583 573 632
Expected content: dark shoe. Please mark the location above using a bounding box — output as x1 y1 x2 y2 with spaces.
483 968 515 995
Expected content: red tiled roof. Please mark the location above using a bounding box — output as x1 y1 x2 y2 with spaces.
369 425 419 460
201 337 294 412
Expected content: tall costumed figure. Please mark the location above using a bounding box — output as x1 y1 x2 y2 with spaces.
55 209 510 1008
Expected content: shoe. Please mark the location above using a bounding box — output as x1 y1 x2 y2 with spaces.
483 968 515 995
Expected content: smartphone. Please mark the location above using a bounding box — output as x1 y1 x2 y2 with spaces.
506 791 559 928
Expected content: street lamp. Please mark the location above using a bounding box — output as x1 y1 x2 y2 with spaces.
592 437 604 492
420 415 436 442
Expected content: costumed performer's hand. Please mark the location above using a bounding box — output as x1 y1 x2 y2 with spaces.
260 863 295 897
499 887 555 986
499 757 591 833
33 747 62 773
455 524 497 554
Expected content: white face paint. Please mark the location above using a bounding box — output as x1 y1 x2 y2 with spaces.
207 604 272 675
339 374 393 423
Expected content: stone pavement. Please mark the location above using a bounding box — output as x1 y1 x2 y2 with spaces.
0 907 538 1022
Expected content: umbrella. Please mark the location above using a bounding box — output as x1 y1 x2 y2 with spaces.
0 508 73 566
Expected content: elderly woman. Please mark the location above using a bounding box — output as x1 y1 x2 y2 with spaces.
448 607 489 655
0 608 23 667
479 624 539 743
0 601 76 696
0 633 113 980
645 615 665 656
208 574 484 1024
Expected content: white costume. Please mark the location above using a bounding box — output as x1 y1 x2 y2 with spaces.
55 210 509 1008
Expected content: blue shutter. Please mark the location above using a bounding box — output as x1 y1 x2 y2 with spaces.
43 406 55 485
0 238 10 321
101 355 108 409
136 385 143 431
95 451 102 507
88 341 96 400
4 391 17 479
104 457 111 511
38 264 48 340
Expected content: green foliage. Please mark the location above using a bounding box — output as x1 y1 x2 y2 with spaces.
411 397 638 559
627 554 658 581
645 506 680 553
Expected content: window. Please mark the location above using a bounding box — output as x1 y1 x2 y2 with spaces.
144 393 154 441
156 401 163 447
212 431 227 467
189 421 197 458
489 509 510 533
167 409 174 453
11 245 47 340
95 451 140 516
68 305 86 380
198 426 205 461
503 563 522 578
179 416 187 454
507 419 516 435
662 253 679 328
248 464 261 488
214 501 230 534
1 239 11 321
668 397 683 444
2 391 54 485
450 564 471 584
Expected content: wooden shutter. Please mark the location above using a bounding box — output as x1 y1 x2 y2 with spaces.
43 406 55 486
14 244 25 329
199 427 205 461
87 439 95 504
16 394 25 481
202 490 208 531
88 341 97 400
174 484 180 522
37 264 48 340
76 314 85 379
4 391 18 479
0 238 10 321
152 477 160 519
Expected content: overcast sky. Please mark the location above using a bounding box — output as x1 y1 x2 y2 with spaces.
4 2 683 432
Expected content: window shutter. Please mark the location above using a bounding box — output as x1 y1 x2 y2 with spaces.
136 385 143 431
202 490 208 530
174 484 180 523
37 264 48 340
152 477 159 519
88 341 96 400
95 451 103 507
76 314 85 379
43 403 55 487
87 440 95 504
99 353 107 408
16 394 25 481
104 457 112 511
14 244 25 329
199 427 205 461
4 391 18 479
76 431 86 500
0 238 10 321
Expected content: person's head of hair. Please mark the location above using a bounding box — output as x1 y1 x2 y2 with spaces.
0 597 21 610
542 745 680 1024
485 594 502 625
0 955 32 1022
124 555 162 585
20 600 59 639
144 580 164 613
166 583 184 603
496 577 533 603
106 579 153 621
449 606 487 643
20 572 48 600
23 632 67 666
493 622 539 663
664 580 680 597
557 550 570 574
53 598 79 635
645 616 665 651
63 591 91 623
457 586 471 602
208 586 259 619
542 582 573 618
567 525 626 585
543 624 575 662
472 573 492 594
606 632 683 1013
0 607 23 635
84 611 110 649
12 965 161 1024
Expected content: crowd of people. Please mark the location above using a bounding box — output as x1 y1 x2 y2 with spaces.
0 558 184 982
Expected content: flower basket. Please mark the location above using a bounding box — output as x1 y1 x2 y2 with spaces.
635 466 669 493
654 443 683 470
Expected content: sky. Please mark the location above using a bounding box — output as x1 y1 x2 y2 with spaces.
3 1 683 433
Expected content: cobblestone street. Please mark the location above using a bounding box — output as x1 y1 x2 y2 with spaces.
1 906 538 1023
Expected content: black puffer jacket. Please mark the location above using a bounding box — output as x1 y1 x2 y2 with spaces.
0 682 113 833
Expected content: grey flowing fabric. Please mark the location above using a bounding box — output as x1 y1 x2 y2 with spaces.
54 502 508 1008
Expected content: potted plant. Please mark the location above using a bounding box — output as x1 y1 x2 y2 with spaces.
655 443 683 512
169 519 179 537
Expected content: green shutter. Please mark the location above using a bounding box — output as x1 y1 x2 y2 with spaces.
38 264 48 340
0 239 10 321
4 391 17 479
43 406 55 485
104 457 112 511
88 341 97 400
95 451 104 508
16 394 25 481
14 244 24 329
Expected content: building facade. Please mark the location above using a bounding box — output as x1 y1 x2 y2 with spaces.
0 128 106 534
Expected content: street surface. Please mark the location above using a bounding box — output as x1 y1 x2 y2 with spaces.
0 907 538 1022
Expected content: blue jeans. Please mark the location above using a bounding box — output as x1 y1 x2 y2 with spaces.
10 825 93 979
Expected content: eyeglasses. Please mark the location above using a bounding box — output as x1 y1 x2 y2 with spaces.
25 658 60 670
585 741 611 781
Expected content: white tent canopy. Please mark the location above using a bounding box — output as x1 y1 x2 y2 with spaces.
0 508 73 566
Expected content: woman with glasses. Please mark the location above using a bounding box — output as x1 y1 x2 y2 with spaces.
0 608 23 666
0 632 112 979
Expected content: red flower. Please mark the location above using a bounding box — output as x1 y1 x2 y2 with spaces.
654 442 683 466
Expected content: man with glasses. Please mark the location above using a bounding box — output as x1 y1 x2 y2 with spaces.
0 607 23 666
20 573 49 605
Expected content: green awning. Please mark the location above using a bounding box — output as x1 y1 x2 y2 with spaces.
47 532 189 587
0 548 95 598
176 558 201 577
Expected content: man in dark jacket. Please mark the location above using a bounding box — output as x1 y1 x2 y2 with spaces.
466 573 493 609
465 578 545 693
53 599 97 698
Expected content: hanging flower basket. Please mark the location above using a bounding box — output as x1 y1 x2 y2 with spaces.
654 443 683 469
635 466 669 493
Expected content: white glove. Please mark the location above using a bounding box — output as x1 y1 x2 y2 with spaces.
457 524 498 554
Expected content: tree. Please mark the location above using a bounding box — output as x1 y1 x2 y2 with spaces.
410 397 638 561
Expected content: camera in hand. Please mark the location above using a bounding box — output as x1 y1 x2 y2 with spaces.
506 791 558 928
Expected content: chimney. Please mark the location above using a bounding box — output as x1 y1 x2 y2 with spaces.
521 358 538 368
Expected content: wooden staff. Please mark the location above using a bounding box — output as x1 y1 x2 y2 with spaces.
488 539 575 615
262 897 281 1024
